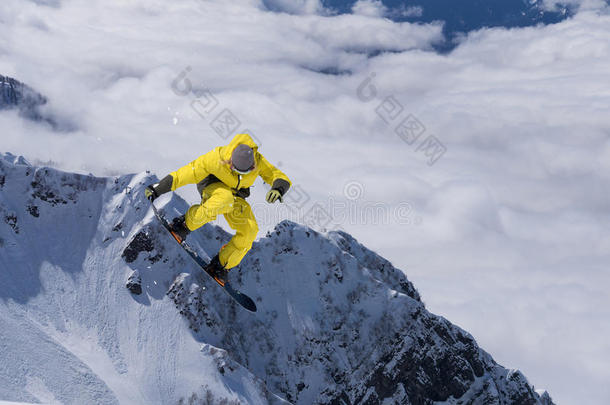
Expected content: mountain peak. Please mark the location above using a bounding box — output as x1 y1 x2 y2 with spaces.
0 156 555 404
0 75 48 122
1 152 31 166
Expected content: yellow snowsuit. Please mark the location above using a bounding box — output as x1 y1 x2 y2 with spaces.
168 134 290 269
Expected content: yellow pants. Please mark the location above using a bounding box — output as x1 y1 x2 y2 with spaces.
184 182 258 270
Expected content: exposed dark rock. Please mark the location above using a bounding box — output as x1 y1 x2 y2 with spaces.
27 205 40 218
29 168 104 206
122 230 155 263
4 213 19 234
126 270 142 295
30 178 69 206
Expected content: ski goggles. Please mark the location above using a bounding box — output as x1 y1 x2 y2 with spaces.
231 163 255 175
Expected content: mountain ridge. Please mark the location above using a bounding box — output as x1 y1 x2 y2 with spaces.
0 153 554 404
0 75 48 122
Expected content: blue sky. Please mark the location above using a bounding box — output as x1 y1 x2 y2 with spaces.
265 0 577 51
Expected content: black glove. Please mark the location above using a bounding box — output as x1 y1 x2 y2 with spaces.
145 175 173 202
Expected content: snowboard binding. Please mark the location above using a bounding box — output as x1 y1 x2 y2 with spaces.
169 215 190 244
206 254 229 287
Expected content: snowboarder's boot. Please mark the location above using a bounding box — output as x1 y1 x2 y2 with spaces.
206 254 229 286
169 215 190 243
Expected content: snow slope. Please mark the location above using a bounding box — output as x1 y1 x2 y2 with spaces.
0 153 284 404
0 153 554 404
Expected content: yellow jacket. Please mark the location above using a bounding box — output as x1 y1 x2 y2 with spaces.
169 134 290 195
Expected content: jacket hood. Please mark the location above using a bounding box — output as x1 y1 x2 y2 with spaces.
219 134 259 162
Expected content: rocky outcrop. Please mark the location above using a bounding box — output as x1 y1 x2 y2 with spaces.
0 74 48 121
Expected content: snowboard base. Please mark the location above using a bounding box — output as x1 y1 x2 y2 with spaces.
151 202 257 312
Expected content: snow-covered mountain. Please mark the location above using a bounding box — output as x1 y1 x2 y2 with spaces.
0 75 47 122
0 153 554 404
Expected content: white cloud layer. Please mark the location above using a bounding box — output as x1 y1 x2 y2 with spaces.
1 1 610 404
352 0 387 18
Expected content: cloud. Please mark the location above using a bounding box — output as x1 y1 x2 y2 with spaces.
261 0 324 15
1 1 610 404
388 4 424 18
351 1 423 21
352 0 387 18
541 0 609 12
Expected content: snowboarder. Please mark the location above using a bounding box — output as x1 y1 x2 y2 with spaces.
145 133 291 286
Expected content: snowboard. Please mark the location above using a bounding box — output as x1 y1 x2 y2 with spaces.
150 202 257 313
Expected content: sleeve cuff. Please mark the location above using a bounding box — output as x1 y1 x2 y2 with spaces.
271 178 290 196
154 174 174 195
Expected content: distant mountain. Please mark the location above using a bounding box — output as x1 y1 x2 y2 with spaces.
0 75 48 121
0 153 555 404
